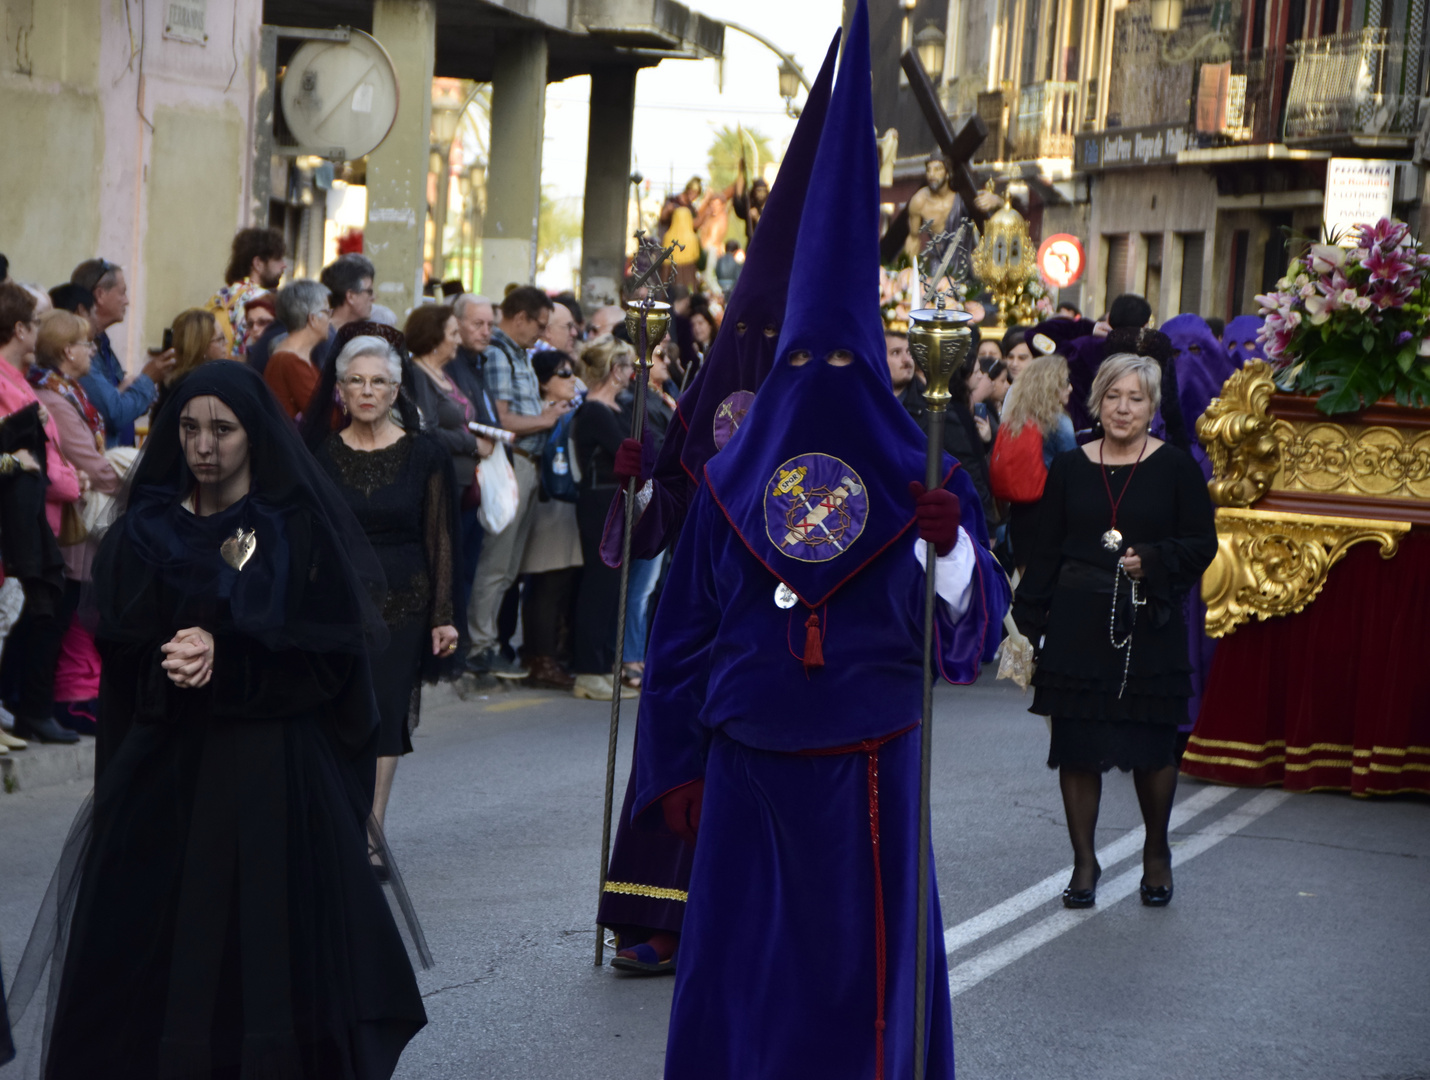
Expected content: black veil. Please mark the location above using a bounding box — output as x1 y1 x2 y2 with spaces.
93 360 389 659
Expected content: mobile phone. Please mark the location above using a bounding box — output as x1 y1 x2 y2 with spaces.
162 328 174 352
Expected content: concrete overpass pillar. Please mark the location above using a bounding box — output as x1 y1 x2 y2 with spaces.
366 0 437 319
482 31 548 291
580 65 640 306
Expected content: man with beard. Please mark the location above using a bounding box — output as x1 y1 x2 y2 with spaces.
730 167 769 239
206 227 288 358
903 156 1002 267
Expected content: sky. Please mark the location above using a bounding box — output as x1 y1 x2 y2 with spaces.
536 0 844 288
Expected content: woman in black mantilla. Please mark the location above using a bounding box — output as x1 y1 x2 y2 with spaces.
1013 353 1216 910
305 333 463 845
15 361 427 1079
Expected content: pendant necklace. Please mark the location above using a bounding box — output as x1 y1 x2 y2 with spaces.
1097 435 1149 552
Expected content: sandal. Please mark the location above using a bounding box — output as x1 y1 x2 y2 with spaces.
610 941 676 975
621 663 643 690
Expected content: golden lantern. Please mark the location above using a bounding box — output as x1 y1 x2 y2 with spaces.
970 185 1038 327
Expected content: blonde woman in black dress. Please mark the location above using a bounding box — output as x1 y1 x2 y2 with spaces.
1013 353 1216 908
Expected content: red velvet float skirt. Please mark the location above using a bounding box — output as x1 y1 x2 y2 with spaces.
1184 532 1430 796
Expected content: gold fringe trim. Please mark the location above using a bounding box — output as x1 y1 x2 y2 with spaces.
1182 750 1285 769
602 880 688 903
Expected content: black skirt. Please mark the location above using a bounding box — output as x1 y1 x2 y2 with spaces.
1048 716 1188 772
372 621 424 757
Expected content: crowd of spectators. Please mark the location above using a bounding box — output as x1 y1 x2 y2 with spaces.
0 227 698 764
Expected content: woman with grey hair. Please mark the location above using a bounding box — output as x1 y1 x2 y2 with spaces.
311 334 465 855
264 278 331 419
1012 352 1216 909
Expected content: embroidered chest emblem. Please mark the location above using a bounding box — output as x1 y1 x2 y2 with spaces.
764 454 868 562
712 390 754 450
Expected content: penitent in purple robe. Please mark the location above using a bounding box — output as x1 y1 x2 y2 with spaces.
633 4 1009 1074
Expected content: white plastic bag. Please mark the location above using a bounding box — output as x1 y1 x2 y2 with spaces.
476 450 519 535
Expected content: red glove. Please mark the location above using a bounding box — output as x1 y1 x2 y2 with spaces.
614 438 643 484
909 481 962 558
661 779 705 844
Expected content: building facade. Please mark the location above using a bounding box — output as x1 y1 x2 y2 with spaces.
868 0 1430 322
1 0 720 375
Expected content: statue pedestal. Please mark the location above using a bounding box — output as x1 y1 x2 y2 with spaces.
1184 362 1430 795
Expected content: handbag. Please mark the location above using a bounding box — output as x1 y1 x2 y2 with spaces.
994 568 1035 690
475 448 520 534
57 500 88 546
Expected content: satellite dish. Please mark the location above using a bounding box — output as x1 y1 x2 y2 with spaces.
280 29 399 160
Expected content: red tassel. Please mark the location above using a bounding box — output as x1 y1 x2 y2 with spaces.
803 613 825 672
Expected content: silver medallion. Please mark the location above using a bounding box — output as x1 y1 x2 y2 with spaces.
774 583 798 609
1101 528 1123 552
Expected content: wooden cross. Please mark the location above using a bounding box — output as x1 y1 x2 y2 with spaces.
899 47 989 226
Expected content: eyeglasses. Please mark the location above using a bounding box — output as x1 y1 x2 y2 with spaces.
552 369 574 378
341 375 395 391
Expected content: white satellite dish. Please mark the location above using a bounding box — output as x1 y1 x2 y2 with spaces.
280 29 400 161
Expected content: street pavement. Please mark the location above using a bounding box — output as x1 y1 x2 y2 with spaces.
2 671 1427 1079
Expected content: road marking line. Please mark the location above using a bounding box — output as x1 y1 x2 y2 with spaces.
943 784 1235 955
947 789 1291 997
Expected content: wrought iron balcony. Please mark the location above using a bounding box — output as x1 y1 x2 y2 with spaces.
1012 81 1079 160
1282 28 1419 143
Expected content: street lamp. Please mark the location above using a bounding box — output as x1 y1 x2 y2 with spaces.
1149 0 1184 32
914 23 946 83
778 60 802 117
428 78 478 282
723 22 811 120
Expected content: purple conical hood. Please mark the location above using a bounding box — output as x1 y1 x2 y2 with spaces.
663 28 842 486
702 0 969 608
1224 314 1266 365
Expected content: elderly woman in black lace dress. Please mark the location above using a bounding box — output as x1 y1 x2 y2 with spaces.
310 335 463 842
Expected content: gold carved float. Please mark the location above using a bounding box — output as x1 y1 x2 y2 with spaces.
1196 361 1423 637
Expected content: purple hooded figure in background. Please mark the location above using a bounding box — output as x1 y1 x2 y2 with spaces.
1161 313 1239 475
1159 313 1237 734
1223 314 1267 366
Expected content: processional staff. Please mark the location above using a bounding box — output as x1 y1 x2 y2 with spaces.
906 228 975 1080
594 234 679 967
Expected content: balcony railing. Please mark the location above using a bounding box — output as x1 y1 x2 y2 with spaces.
1197 49 1282 144
1283 28 1419 142
1013 81 1079 159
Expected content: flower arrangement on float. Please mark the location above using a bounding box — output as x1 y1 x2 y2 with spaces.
1256 217 1430 415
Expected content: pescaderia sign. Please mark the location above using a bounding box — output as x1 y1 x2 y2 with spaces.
1074 123 1192 172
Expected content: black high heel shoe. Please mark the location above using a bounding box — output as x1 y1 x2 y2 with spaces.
1061 864 1102 909
1139 878 1173 907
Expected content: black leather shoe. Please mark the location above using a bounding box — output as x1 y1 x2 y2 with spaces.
15 714 81 744
1061 865 1102 909
1139 880 1173 907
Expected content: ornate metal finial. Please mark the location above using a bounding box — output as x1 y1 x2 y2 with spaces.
627 230 682 305
915 221 972 312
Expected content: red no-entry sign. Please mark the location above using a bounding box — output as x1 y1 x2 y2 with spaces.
1037 234 1085 289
